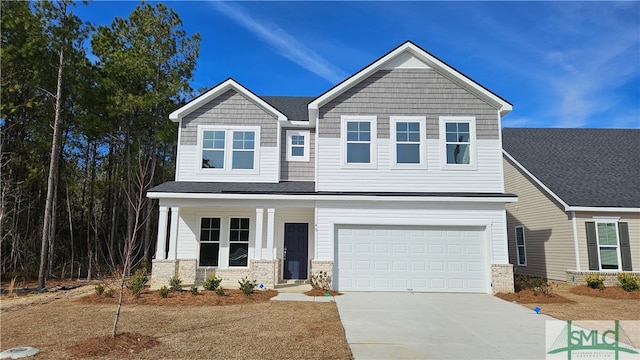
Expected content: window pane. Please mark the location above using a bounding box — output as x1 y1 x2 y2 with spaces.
232 151 254 169
292 135 304 145
516 228 524 246
447 144 470 164
600 248 619 269
347 143 370 163
347 122 358 132
446 132 459 143
597 223 618 246
518 247 526 264
396 122 408 132
201 218 210 228
458 123 469 132
292 146 304 156
229 243 248 267
397 144 420 164
202 150 224 168
199 243 219 266
408 122 420 132
408 131 420 142
240 218 249 229
230 218 239 229
446 123 457 132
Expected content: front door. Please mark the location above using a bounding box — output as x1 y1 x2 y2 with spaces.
283 223 308 280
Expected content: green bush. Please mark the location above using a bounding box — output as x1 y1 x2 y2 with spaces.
514 275 552 296
159 286 170 298
203 275 223 291
126 268 149 298
310 271 331 291
104 288 115 298
94 284 105 296
585 273 605 290
617 273 640 292
168 275 182 292
215 286 225 296
238 277 258 296
189 286 199 296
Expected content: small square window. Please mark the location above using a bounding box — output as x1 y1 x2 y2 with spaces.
286 130 310 162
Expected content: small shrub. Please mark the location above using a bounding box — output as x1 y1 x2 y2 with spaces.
168 275 182 292
104 288 115 298
215 286 225 296
159 286 170 298
585 273 605 290
126 268 149 298
617 273 640 292
203 275 223 291
94 284 105 296
310 271 331 291
190 286 199 296
238 277 258 296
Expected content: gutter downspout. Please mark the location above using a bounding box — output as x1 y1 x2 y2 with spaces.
571 211 581 271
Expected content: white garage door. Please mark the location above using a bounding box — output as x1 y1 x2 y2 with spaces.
336 225 486 292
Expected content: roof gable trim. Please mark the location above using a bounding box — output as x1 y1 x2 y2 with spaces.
169 78 288 122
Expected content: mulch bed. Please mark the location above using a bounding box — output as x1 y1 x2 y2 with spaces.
495 289 575 304
304 288 342 297
75 287 278 306
569 285 640 300
67 332 160 358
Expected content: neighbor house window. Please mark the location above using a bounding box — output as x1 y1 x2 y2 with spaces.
342 116 377 166
439 116 476 168
515 226 526 266
596 222 621 270
199 217 221 266
390 116 426 167
286 130 310 161
199 126 259 172
229 218 250 267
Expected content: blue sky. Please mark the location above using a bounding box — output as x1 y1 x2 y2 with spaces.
75 1 640 129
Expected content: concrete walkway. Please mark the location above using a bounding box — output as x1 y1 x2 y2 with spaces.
335 292 553 359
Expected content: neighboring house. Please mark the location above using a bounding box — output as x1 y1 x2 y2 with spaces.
503 128 640 284
147 41 517 294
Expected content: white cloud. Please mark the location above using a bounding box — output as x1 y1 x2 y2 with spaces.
210 1 348 84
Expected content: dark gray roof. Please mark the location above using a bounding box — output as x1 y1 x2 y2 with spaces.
260 96 315 121
502 128 640 208
148 181 516 199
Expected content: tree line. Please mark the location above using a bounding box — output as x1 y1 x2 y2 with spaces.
1 1 201 288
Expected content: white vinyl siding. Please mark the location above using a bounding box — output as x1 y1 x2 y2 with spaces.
317 138 503 192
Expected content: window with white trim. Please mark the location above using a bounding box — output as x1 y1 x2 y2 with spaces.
390 116 426 167
439 116 476 168
342 116 377 166
596 222 621 270
286 130 310 161
229 218 250 267
515 226 526 266
199 126 259 171
199 218 221 266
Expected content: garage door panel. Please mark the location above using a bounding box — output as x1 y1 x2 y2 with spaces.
337 226 486 292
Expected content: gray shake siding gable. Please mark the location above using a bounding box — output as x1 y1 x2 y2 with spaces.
180 90 278 146
318 68 500 139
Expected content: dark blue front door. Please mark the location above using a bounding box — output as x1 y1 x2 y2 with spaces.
283 223 308 280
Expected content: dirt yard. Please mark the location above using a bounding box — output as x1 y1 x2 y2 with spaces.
1 283 352 359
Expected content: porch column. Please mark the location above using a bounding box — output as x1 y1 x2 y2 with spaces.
167 206 179 260
254 208 264 260
266 208 275 260
155 205 169 260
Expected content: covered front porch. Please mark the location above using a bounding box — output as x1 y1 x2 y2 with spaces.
148 200 323 290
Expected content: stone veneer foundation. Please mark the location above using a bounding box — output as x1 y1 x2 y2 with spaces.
566 270 640 286
491 263 514 294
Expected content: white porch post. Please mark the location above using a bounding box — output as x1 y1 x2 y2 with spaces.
167 206 179 260
266 208 275 260
155 205 169 260
254 208 264 260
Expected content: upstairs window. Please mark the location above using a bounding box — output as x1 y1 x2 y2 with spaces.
286 130 310 161
439 116 476 169
198 126 259 172
390 116 426 167
342 116 377 166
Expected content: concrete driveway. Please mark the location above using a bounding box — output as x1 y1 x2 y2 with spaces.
335 292 553 359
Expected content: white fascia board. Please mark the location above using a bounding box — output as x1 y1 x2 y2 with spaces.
147 191 517 203
567 207 640 213
169 78 288 122
279 120 314 128
503 150 570 210
308 41 512 119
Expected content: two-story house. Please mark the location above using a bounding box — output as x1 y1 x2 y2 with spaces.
147 41 517 294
